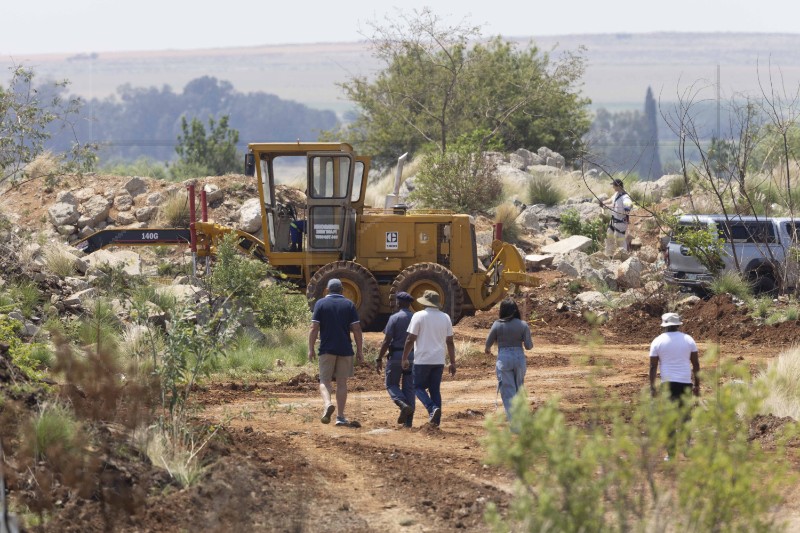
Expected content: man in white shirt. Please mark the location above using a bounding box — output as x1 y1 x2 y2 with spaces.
600 178 634 255
401 290 456 426
649 312 700 459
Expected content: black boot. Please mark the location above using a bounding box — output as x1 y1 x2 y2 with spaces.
395 400 413 425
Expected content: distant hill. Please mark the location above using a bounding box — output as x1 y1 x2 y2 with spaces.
4 33 800 116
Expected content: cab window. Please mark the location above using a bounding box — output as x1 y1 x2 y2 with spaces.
310 156 351 199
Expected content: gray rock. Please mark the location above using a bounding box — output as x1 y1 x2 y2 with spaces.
155 284 205 303
145 192 164 206
575 291 608 306
64 277 90 292
637 245 660 264
541 235 593 255
78 226 96 238
74 187 96 202
56 190 78 206
515 206 540 231
85 249 142 276
57 224 77 236
63 287 97 307
513 148 536 167
616 256 644 289
555 251 592 278
135 206 157 222
8 311 25 323
114 211 137 225
124 177 148 197
508 153 528 170
203 183 224 204
22 322 40 337
239 198 262 232
114 194 134 212
524 254 554 271
48 202 80 226
78 195 112 228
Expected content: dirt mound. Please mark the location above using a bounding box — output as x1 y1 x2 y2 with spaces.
749 414 795 448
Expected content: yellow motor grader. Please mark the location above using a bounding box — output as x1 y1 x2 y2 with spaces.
76 142 536 327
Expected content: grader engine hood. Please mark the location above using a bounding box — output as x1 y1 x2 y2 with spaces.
472 240 538 309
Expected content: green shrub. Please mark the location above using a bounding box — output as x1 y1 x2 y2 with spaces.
751 297 774 319
214 328 308 376
74 298 123 350
253 283 310 330
410 146 502 213
0 315 44 379
560 208 608 253
709 271 752 300
527 175 563 206
667 176 692 198
28 402 79 462
29 343 54 369
9 280 42 317
485 358 791 532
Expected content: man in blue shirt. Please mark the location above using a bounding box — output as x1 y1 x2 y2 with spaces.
376 292 415 427
308 278 364 426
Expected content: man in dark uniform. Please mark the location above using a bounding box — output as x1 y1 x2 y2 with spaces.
376 292 416 427
308 278 364 427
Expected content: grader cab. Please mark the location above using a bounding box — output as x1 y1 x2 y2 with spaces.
76 142 536 328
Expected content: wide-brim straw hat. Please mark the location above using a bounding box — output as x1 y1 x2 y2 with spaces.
417 290 441 308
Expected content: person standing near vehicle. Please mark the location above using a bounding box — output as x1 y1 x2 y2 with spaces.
600 178 633 255
649 312 701 459
308 278 364 427
376 292 416 427
401 290 456 427
485 298 533 421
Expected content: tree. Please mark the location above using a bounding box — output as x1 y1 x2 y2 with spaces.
171 115 240 178
335 8 591 168
0 65 96 186
642 86 663 178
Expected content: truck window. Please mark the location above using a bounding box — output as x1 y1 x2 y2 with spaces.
721 222 776 244
785 222 800 244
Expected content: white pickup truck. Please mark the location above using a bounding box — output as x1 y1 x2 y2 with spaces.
663 214 800 295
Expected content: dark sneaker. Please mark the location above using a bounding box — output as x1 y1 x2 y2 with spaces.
321 404 335 424
430 407 441 426
397 404 413 425
335 418 361 428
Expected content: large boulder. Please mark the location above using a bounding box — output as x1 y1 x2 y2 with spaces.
575 291 608 306
78 195 112 228
56 191 78 206
124 177 148 197
203 183 224 204
525 254 554 271
239 198 263 233
541 235 593 255
85 249 142 276
135 206 157 222
515 206 540 231
114 193 134 212
616 256 644 289
48 202 80 226
554 250 593 278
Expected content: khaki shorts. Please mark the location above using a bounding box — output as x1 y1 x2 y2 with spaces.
319 353 355 382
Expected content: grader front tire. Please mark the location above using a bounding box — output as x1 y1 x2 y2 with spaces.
390 262 464 323
306 261 380 328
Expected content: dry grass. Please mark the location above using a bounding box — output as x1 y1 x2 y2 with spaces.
364 157 422 208
157 191 190 227
494 202 522 242
26 151 60 182
43 246 76 278
757 346 800 420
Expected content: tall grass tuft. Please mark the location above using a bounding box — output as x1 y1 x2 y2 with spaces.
528 175 563 206
214 328 308 377
43 246 76 278
28 402 79 461
667 176 692 198
494 203 521 242
758 346 800 420
157 190 191 227
708 271 752 300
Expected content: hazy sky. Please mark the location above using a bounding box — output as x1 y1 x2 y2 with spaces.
3 0 799 55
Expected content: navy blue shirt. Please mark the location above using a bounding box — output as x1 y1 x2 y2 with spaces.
383 308 414 361
311 294 360 356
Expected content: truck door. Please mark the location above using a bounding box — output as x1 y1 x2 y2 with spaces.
306 152 355 258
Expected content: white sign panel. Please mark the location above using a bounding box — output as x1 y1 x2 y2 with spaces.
314 224 339 241
385 231 399 250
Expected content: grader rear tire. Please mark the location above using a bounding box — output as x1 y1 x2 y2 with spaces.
390 262 463 323
306 261 380 328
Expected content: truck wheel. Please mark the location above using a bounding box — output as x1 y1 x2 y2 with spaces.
307 261 380 328
390 263 464 323
749 270 778 296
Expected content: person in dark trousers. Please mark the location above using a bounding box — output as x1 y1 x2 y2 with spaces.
376 292 416 427
649 312 701 459
401 290 455 427
484 298 533 420
308 278 364 427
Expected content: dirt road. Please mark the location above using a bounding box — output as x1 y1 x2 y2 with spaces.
172 336 782 533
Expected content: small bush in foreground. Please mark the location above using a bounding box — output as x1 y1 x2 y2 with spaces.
27 402 79 462
484 357 791 532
